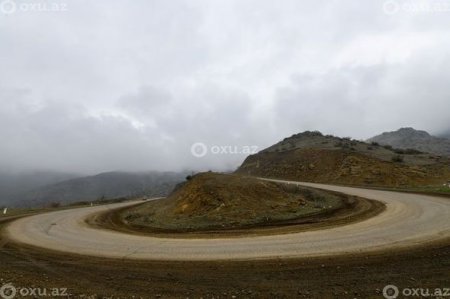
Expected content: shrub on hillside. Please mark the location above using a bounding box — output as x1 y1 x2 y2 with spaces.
394 148 423 155
404 148 423 155
391 155 404 163
49 202 61 208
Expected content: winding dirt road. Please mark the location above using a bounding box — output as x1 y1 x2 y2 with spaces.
3 180 450 261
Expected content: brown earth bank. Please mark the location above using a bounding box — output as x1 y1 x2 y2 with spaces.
236 131 450 188
117 173 348 232
0 233 448 299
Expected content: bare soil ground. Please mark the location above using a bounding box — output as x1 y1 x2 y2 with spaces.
0 231 448 299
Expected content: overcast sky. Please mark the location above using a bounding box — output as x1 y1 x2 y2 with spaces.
1 0 449 174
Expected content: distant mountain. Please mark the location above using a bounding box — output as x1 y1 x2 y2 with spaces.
367 128 450 157
236 131 450 187
5 171 188 208
439 130 450 139
0 171 79 206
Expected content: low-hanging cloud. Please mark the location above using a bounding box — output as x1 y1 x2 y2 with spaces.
1 0 449 174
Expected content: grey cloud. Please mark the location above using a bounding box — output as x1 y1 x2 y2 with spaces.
274 45 450 140
0 0 449 174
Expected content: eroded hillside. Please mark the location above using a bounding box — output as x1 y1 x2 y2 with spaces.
236 131 450 187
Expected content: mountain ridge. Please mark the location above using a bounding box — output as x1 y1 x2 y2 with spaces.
236 130 450 187
367 127 450 157
2 171 188 208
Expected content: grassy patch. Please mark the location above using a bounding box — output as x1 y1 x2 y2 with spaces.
408 185 450 194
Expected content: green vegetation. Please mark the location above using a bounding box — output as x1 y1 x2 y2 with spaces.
409 185 450 194
0 208 43 218
366 184 450 197
393 148 423 155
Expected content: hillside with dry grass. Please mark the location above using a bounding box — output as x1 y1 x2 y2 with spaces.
120 172 343 231
236 131 450 187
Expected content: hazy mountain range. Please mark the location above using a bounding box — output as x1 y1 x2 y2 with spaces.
367 128 450 157
439 131 450 139
0 171 188 208
1 128 449 208
0 171 78 206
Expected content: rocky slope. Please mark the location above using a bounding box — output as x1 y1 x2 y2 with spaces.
236 131 450 187
367 127 450 157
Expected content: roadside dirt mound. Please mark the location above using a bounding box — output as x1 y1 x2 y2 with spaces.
120 172 343 231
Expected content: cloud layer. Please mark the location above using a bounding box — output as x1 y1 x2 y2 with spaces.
1 0 449 173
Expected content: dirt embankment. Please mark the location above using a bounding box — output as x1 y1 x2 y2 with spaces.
88 193 383 238
116 173 349 233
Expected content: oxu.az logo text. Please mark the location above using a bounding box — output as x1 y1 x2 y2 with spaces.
0 283 68 299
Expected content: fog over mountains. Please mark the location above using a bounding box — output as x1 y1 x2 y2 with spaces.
1 127 449 208
0 171 188 208
0 171 78 206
